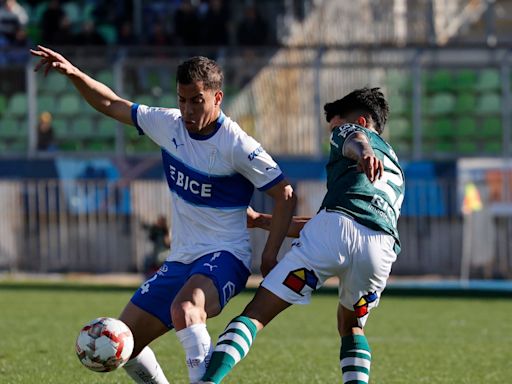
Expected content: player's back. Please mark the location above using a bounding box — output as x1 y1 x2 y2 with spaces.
320 124 405 250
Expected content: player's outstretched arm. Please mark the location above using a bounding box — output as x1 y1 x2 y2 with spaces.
246 206 310 238
30 45 133 125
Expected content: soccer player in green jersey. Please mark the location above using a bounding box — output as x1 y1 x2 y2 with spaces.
199 87 405 384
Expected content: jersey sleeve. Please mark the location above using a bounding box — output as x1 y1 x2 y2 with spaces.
331 123 370 156
131 104 181 147
232 133 284 191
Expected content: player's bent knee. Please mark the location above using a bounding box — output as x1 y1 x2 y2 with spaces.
171 300 206 327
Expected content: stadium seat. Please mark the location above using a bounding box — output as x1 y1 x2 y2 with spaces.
97 118 117 138
37 94 57 113
389 117 412 140
476 93 501 114
454 93 476 114
71 117 95 137
453 69 477 91
431 118 453 138
84 140 114 152
475 69 501 92
6 93 27 117
52 118 71 137
456 140 478 154
480 117 502 138
97 25 117 45
455 117 477 137
483 141 502 154
0 117 19 137
389 94 408 115
96 69 114 87
426 93 455 116
63 2 82 24
386 70 411 92
0 94 6 116
42 72 68 94
56 93 82 116
426 70 453 92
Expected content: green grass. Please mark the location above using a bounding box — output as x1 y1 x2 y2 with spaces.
1 283 512 383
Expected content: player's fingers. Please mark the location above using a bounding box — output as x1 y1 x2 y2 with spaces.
34 58 48 72
29 49 47 58
377 159 384 179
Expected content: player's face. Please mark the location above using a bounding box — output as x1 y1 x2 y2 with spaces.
177 81 223 135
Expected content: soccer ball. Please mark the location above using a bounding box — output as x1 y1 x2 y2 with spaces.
75 317 134 372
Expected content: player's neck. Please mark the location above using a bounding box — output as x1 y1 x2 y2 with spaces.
200 111 222 136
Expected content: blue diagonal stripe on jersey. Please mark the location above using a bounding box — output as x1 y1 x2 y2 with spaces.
161 149 254 208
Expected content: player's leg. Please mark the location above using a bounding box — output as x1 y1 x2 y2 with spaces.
171 251 251 383
120 302 170 384
201 287 291 384
121 261 192 384
338 304 372 384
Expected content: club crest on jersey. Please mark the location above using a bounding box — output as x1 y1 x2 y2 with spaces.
353 291 378 318
337 123 361 138
282 268 318 296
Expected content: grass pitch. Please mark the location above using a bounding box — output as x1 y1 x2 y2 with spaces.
1 282 511 383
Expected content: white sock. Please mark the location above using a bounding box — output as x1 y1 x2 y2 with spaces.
175 323 213 383
123 346 170 384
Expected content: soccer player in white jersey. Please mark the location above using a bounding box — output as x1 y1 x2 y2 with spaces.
199 88 405 384
30 46 296 384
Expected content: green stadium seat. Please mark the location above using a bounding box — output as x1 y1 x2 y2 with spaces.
431 118 453 138
426 93 455 116
97 118 117 138
386 70 411 92
52 118 71 137
455 117 477 137
389 94 408 115
70 117 94 136
475 69 500 92
0 94 6 116
32 2 48 24
456 141 478 154
37 94 57 113
483 141 501 154
0 117 19 137
97 25 117 45
56 93 81 116
63 3 82 24
453 69 477 91
42 72 68 94
426 70 453 92
480 117 502 138
454 93 476 113
476 93 501 114
96 69 114 87
389 118 412 140
6 93 27 116
84 140 113 152
434 142 454 153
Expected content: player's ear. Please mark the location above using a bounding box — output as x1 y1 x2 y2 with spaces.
356 116 367 127
214 90 223 106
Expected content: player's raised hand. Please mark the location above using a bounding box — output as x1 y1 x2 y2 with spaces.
29 45 76 77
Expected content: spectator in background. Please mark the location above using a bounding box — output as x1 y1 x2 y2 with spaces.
117 20 137 46
36 111 57 151
40 0 66 44
51 15 74 46
0 0 28 44
142 214 171 278
173 0 199 46
236 4 269 46
200 0 230 46
74 20 106 46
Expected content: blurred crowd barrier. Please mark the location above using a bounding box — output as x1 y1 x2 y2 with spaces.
0 170 511 279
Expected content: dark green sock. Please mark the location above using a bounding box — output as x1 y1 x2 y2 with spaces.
340 334 372 383
202 316 258 383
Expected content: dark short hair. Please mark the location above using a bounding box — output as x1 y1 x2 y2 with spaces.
323 87 389 134
176 56 223 91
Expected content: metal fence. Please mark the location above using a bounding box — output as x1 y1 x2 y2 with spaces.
0 177 511 279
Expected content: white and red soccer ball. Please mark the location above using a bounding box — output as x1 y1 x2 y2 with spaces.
75 317 134 372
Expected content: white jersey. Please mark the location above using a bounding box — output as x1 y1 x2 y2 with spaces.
131 104 284 269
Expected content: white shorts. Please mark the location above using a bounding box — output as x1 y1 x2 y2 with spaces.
261 209 397 327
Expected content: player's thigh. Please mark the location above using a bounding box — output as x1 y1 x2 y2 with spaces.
172 273 222 318
119 301 169 357
337 303 364 337
339 231 396 327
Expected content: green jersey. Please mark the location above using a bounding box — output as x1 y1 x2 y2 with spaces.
320 123 405 253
